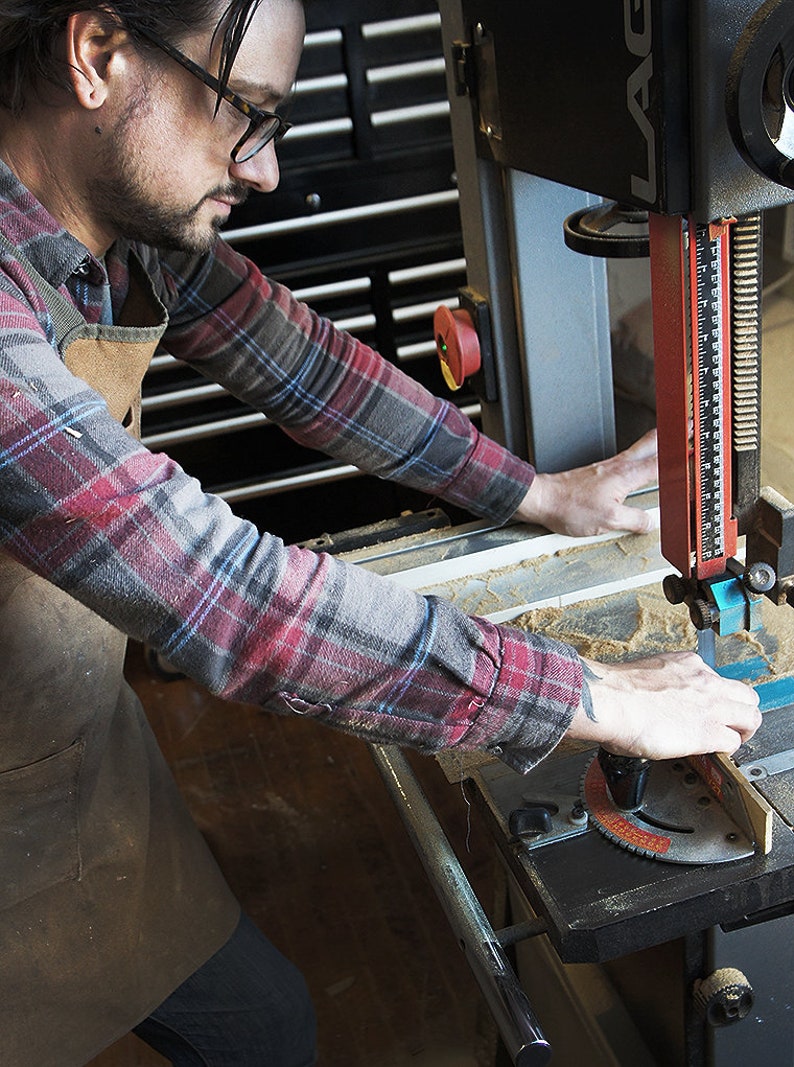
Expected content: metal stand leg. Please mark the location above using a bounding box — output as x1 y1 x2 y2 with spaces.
369 744 552 1067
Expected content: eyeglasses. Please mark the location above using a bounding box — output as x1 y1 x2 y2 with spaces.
132 25 293 163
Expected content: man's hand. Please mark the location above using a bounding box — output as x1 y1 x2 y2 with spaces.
514 430 763 759
567 652 762 758
514 429 658 537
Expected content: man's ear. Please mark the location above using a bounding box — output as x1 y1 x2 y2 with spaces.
64 10 133 111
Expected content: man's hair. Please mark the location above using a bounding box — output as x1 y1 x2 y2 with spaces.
0 1 277 115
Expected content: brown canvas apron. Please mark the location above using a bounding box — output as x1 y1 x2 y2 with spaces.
0 243 239 1066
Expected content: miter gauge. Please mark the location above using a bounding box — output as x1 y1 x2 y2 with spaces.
478 741 773 867
581 749 773 865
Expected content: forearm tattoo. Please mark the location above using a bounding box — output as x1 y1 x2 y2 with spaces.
578 658 602 722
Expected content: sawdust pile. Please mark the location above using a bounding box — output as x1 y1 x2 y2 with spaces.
727 605 794 676
508 583 794 676
508 586 694 662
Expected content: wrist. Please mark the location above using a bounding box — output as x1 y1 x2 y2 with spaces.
514 473 557 528
566 658 604 743
565 658 636 754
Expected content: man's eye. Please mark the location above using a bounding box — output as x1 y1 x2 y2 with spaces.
220 100 247 128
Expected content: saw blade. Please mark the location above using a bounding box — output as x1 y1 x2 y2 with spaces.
581 756 755 865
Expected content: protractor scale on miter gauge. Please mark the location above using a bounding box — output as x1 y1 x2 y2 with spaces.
581 755 755 865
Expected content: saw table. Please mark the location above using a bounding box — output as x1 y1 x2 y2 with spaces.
350 514 794 1065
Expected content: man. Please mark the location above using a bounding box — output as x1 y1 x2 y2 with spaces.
0 2 760 1065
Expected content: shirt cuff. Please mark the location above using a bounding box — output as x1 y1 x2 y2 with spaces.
440 425 536 524
458 624 583 773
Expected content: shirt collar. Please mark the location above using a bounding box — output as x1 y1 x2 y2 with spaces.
0 157 105 287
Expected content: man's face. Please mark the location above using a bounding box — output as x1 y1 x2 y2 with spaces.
87 0 305 253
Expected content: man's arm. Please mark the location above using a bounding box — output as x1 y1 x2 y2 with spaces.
154 240 535 524
157 241 660 539
150 242 761 766
0 268 585 771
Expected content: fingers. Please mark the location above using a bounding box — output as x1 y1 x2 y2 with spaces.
717 681 762 745
729 712 764 746
621 427 658 461
709 706 762 754
607 503 655 535
702 690 761 754
620 449 658 492
607 433 658 494
712 725 746 756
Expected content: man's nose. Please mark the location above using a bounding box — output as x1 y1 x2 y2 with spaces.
230 140 281 193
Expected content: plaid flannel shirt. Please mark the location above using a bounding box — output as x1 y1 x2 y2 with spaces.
0 160 582 772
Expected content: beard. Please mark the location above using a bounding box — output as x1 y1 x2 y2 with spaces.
86 94 249 254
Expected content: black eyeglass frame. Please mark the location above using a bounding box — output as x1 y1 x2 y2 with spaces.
132 24 293 162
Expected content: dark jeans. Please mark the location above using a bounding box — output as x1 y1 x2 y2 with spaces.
133 913 317 1066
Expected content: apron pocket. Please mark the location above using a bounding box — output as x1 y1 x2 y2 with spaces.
0 739 84 911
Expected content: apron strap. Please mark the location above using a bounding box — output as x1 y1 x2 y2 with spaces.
0 232 168 354
0 232 169 435
0 231 87 350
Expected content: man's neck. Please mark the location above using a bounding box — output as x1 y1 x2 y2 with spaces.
0 116 114 256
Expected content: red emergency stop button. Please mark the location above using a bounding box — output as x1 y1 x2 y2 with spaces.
434 305 481 391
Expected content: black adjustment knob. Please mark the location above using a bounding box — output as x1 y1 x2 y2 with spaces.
597 748 650 811
508 806 553 838
694 968 754 1027
689 597 718 630
662 573 687 605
